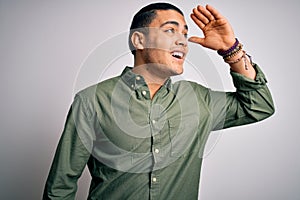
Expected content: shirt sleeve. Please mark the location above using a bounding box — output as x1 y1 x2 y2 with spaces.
43 94 95 199
208 63 275 130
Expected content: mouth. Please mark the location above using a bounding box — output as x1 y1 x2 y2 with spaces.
171 51 185 60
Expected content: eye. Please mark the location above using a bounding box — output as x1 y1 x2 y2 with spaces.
165 28 175 34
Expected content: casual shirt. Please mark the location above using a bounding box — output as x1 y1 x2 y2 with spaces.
43 64 274 200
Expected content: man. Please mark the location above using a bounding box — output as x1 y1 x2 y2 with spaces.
43 2 274 199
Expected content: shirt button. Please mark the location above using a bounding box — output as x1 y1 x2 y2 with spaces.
136 76 141 80
152 119 156 124
154 149 159 153
142 90 147 96
152 177 157 182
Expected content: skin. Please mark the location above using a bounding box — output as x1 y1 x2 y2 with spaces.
132 9 188 93
132 4 256 99
189 5 256 79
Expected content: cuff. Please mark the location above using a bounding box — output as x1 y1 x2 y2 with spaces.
230 63 268 91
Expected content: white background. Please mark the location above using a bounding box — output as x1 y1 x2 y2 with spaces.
0 0 299 199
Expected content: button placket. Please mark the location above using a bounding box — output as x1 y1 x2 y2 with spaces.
142 90 147 96
150 172 159 185
152 177 157 182
149 172 160 200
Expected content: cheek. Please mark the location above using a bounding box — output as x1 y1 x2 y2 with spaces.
149 50 168 63
157 37 173 50
148 35 173 51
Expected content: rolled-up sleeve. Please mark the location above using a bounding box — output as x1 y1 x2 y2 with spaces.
209 64 275 130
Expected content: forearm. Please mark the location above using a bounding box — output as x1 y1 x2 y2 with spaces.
226 64 274 127
43 96 94 199
43 127 91 199
227 50 256 80
217 38 256 80
210 64 275 130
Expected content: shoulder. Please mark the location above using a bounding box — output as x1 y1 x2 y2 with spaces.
76 75 121 99
172 80 214 104
173 80 209 93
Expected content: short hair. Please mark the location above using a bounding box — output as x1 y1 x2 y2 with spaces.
128 2 184 55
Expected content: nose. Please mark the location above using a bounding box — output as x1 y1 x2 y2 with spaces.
175 33 187 47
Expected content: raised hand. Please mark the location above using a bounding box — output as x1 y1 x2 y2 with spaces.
188 5 236 51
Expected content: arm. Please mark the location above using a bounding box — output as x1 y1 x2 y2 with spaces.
188 5 274 129
43 95 94 199
208 64 275 130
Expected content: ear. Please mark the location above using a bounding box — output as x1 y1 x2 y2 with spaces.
131 31 145 51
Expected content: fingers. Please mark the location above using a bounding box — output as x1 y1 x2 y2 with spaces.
198 5 215 21
191 5 212 29
188 36 205 46
190 12 205 29
205 4 224 20
190 4 224 29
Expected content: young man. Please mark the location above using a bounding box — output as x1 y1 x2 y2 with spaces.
43 3 274 199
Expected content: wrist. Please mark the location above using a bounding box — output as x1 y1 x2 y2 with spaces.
217 38 239 56
218 38 237 52
225 49 244 62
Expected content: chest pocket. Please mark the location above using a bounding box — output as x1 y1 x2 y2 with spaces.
168 115 200 157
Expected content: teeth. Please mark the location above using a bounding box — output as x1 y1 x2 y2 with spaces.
172 51 183 58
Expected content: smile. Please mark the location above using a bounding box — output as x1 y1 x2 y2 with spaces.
171 51 184 59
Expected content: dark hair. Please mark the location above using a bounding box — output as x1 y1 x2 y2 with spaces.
128 2 184 55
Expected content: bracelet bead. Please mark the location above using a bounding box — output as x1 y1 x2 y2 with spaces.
225 50 246 64
224 50 250 70
223 43 243 60
217 38 239 56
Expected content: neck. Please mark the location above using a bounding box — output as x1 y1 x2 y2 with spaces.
133 61 168 99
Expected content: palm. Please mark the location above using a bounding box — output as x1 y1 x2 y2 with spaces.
188 5 235 51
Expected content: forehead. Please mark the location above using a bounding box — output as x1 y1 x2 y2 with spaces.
148 9 187 27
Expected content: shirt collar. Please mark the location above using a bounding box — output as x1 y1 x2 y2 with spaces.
121 66 172 91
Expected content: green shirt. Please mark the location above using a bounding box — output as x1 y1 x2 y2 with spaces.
43 65 274 200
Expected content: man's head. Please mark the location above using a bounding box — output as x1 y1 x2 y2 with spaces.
129 3 184 55
129 3 189 78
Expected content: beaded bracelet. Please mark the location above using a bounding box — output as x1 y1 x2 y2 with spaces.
225 50 245 64
223 43 243 60
225 50 249 70
217 38 239 56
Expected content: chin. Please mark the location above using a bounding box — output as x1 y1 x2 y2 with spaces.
171 66 184 76
176 64 184 74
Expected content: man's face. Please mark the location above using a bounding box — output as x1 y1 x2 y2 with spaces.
141 9 189 78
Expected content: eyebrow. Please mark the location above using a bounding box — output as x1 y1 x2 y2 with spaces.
160 21 188 31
